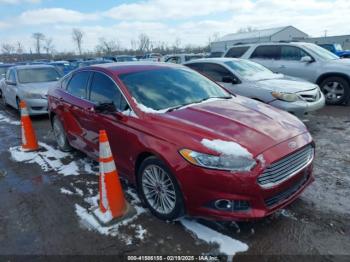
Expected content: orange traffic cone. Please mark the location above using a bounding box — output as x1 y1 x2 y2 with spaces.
20 101 39 151
94 130 128 223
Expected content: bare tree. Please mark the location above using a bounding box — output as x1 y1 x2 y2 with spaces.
32 32 45 54
138 33 150 53
236 26 257 33
16 41 24 54
43 37 55 55
172 37 181 53
72 28 84 55
1 43 15 54
95 38 121 55
130 39 137 51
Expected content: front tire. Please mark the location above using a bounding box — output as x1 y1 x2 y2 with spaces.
320 76 350 105
52 115 72 152
137 156 184 220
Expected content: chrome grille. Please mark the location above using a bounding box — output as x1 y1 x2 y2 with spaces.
265 174 308 207
257 144 314 188
298 89 320 102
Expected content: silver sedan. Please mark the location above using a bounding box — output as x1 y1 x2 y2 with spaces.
0 65 61 115
184 58 325 118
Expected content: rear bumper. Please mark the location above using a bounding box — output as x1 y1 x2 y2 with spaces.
176 132 314 221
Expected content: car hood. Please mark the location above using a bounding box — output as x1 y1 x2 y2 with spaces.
152 96 308 156
244 76 317 93
19 81 58 95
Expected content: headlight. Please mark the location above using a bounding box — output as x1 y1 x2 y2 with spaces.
271 91 299 102
24 93 43 99
179 149 256 172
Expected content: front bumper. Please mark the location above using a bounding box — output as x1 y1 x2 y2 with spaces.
176 132 314 221
24 98 48 115
268 93 325 117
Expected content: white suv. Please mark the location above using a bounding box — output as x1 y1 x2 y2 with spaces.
224 42 350 105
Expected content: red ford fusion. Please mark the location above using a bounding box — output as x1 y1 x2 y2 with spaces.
48 62 314 221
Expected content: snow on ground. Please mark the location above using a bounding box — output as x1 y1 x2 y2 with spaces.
75 191 147 244
60 188 74 195
9 142 94 176
8 138 247 254
0 112 20 125
180 218 248 257
201 139 252 158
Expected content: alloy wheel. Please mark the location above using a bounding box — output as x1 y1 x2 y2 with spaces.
322 81 345 103
53 118 66 149
141 164 176 215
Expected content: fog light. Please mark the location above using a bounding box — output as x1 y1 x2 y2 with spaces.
208 199 250 212
214 199 232 211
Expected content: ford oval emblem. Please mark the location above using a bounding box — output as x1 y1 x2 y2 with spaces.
288 141 297 149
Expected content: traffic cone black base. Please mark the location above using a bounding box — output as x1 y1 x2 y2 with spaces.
92 202 136 226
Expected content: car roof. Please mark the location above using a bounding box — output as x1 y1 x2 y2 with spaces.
184 57 241 64
11 64 56 70
229 41 312 48
84 62 183 75
0 63 15 67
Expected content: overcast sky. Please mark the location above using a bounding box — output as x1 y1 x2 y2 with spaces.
0 0 349 53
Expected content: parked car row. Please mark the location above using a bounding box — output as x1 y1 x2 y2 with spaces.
224 41 350 105
46 62 315 221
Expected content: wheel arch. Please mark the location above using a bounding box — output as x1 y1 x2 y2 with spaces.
316 72 350 86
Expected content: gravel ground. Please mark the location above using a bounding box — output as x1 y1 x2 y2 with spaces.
0 103 349 262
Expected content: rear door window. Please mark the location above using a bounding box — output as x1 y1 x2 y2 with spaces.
225 46 250 58
185 63 203 72
280 46 309 61
89 72 128 111
66 71 91 99
7 69 16 83
200 63 232 82
250 45 281 60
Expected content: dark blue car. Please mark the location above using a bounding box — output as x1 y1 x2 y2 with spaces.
319 44 350 58
49 61 75 76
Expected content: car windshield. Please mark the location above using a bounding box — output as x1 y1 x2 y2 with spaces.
303 43 339 60
17 68 60 83
224 60 279 81
334 43 343 51
119 68 230 111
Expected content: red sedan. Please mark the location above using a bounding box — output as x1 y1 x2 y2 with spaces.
48 62 314 221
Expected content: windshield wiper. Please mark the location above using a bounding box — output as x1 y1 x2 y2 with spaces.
166 96 231 113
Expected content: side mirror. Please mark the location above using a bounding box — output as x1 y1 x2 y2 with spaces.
5 80 17 86
222 75 239 84
300 56 313 63
94 102 116 114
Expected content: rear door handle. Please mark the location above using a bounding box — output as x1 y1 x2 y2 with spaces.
279 65 286 68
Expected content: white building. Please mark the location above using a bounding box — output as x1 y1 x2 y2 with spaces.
211 26 309 53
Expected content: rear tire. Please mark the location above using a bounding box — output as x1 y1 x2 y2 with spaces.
52 115 72 152
137 156 185 220
1 90 7 106
320 76 350 105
